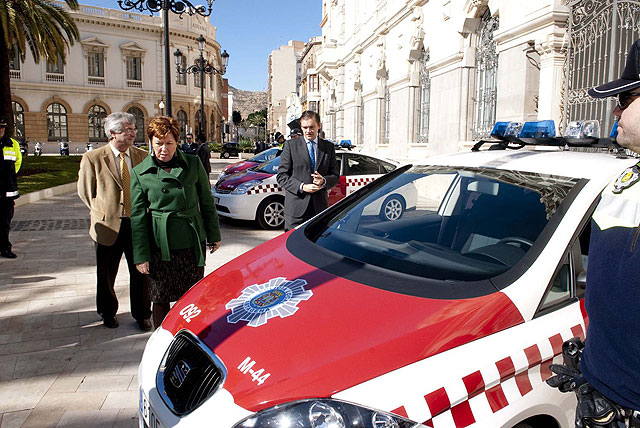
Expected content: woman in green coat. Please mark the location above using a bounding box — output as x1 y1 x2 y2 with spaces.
130 116 221 327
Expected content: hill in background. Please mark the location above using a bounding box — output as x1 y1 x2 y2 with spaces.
230 86 267 119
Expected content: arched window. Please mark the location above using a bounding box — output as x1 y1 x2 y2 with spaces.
177 110 188 141
88 105 107 142
210 113 215 141
417 49 431 144
12 101 25 139
195 110 205 137
472 9 499 139
126 107 144 144
47 103 68 141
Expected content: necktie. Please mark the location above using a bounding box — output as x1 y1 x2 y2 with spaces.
120 152 131 217
308 141 316 172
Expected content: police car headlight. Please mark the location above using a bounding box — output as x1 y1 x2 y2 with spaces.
233 399 420 428
232 180 262 194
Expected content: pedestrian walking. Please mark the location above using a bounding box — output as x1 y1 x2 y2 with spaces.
276 111 339 231
77 112 152 330
0 117 22 259
181 133 196 154
548 38 640 427
195 133 211 177
130 116 221 327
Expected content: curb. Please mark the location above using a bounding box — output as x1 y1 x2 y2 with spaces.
15 182 77 207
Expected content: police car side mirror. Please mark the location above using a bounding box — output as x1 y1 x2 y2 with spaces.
577 270 587 290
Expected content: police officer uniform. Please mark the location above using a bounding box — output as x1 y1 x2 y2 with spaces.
0 117 22 258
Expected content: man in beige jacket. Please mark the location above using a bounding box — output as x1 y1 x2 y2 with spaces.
78 112 151 330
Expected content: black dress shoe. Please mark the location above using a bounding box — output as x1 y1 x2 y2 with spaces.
0 249 17 259
137 319 153 332
103 316 119 328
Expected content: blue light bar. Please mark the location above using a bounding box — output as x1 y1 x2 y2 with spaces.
610 121 618 139
519 120 556 138
490 122 509 138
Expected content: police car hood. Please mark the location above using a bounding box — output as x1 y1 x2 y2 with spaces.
161 232 523 412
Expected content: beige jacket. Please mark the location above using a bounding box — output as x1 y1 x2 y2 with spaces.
77 143 148 245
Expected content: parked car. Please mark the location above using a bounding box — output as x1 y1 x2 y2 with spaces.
213 150 411 229
221 142 240 159
219 147 282 180
139 126 634 428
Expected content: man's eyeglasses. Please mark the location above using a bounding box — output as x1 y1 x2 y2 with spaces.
118 128 137 134
617 91 640 110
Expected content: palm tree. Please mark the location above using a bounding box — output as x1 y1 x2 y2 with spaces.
0 0 80 135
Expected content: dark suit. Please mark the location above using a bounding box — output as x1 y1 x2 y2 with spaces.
276 137 339 230
78 144 151 322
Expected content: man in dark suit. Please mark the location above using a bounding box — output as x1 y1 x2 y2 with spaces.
277 111 339 231
77 112 152 331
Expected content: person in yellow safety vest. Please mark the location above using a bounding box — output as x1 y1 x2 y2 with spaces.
0 116 22 258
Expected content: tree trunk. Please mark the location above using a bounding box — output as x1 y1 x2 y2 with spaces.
0 22 14 137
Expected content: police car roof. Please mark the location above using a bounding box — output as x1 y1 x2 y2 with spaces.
422 148 637 181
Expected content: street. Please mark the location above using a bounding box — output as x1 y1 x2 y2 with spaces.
0 158 280 428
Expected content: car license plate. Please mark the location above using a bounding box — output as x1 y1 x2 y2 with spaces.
215 197 220 204
140 389 165 428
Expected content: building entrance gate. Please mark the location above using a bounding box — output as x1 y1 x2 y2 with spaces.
564 0 640 136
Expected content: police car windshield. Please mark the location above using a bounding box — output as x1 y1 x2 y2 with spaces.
312 166 579 282
254 156 281 175
249 148 281 163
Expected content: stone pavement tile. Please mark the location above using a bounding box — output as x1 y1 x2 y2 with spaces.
55 409 119 428
77 375 133 392
30 325 81 341
27 296 94 314
81 333 137 350
127 375 138 391
53 312 79 328
0 409 31 428
0 374 57 413
0 333 21 345
119 361 140 376
0 355 17 381
115 408 139 428
50 335 81 349
97 349 144 363
102 390 138 410
0 301 29 317
13 350 75 379
54 276 79 286
50 376 84 393
0 338 50 356
21 410 64 428
36 390 108 410
70 361 123 377
132 337 150 350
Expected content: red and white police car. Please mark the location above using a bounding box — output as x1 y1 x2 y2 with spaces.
213 150 413 229
218 147 282 181
139 123 636 428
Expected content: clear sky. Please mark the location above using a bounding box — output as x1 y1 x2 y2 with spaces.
75 0 322 92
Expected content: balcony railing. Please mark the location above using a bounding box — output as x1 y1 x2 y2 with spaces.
88 76 105 86
46 73 65 83
10 70 20 80
127 79 142 89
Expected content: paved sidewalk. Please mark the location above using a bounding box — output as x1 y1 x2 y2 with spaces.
0 160 281 427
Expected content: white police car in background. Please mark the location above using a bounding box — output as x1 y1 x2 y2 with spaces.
213 150 416 229
139 120 635 428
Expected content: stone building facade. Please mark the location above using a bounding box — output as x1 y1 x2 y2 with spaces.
315 0 573 161
267 40 305 137
10 1 227 146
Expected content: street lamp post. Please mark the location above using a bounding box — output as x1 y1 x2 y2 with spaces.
117 0 215 117
175 35 229 138
158 100 165 116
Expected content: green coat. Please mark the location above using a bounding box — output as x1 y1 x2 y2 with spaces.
130 150 220 266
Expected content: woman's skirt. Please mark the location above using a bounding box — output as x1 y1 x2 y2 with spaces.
147 242 205 303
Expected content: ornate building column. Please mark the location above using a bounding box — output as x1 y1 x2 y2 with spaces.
537 35 567 123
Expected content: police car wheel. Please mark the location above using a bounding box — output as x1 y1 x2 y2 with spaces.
222 151 230 159
379 195 405 221
257 197 285 229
